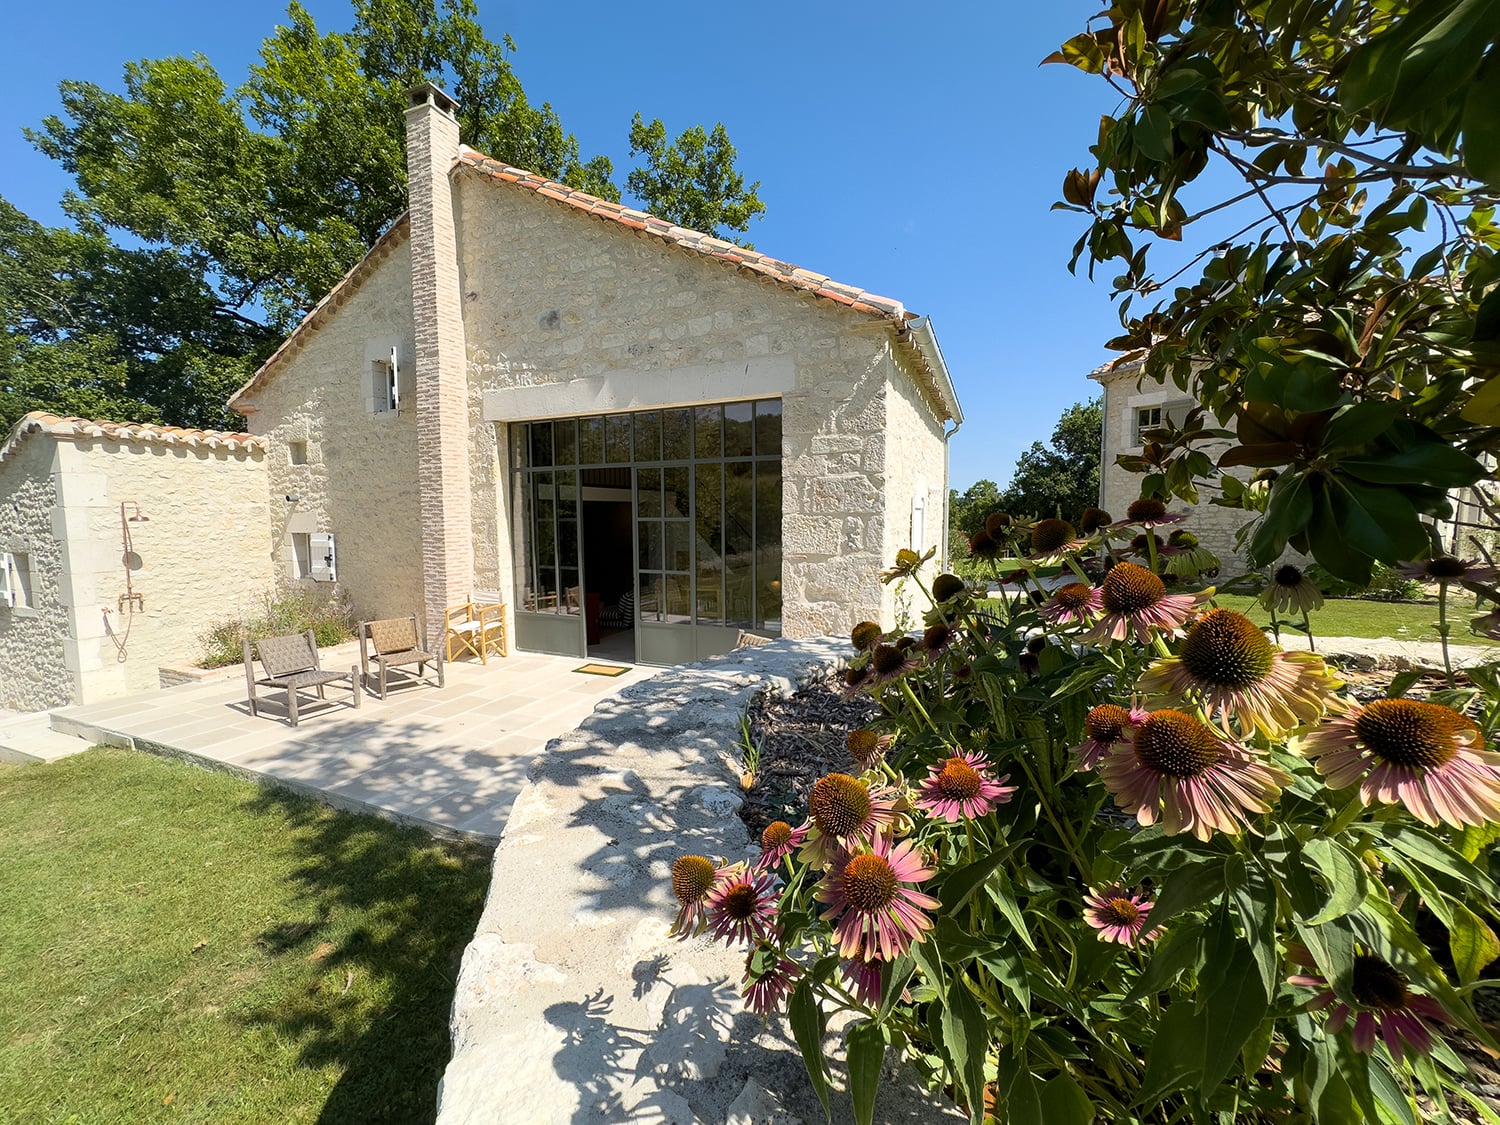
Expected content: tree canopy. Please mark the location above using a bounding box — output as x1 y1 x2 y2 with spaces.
998 397 1103 519
627 114 765 247
1053 0 1499 582
3 0 764 434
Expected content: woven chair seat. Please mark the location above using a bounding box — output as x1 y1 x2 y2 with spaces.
370 646 435 668
359 614 444 699
263 669 355 690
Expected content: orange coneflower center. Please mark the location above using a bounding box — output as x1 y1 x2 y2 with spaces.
847 729 880 762
923 623 953 651
1274 565 1305 587
1101 897 1142 925
810 774 873 838
672 855 718 905
1054 583 1094 611
1128 498 1167 522
1133 711 1223 778
1085 704 1133 744
844 666 869 689
1179 609 1277 688
841 853 899 912
932 573 967 602
851 621 882 651
1101 562 1166 614
1354 699 1468 770
935 756 982 800
1424 556 1468 580
871 643 907 675
721 882 759 921
1032 518 1077 555
984 512 1012 535
1351 954 1411 1011
1079 507 1113 534
761 821 793 850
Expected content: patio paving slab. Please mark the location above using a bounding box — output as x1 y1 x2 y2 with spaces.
49 651 653 843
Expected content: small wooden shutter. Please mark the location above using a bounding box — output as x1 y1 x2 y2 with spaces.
0 553 13 607
310 533 337 582
389 345 401 412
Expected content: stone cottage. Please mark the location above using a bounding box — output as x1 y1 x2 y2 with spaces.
227 83 962 666
0 414 272 711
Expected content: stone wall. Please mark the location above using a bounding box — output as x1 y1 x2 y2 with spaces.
244 242 424 624
54 438 274 702
0 437 70 710
455 168 932 640
878 346 950 627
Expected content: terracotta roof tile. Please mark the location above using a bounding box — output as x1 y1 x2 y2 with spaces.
0 411 266 467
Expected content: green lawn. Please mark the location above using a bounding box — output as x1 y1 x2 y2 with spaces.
1210 593 1500 646
0 748 493 1124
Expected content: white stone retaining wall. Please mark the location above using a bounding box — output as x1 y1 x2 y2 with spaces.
437 639 962 1125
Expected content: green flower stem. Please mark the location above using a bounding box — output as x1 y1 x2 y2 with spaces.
1319 793 1367 839
1145 528 1161 576
1439 579 1455 689
1268 603 1281 646
1301 609 1317 654
1064 555 1093 587
1014 752 1091 883
899 678 944 740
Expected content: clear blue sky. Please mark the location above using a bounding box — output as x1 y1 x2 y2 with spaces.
1 1 1150 491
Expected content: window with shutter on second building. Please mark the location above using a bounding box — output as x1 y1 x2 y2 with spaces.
0 551 35 612
1133 398 1196 445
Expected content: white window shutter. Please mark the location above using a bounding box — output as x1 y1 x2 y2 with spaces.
310 533 337 582
389 345 401 411
0 553 13 608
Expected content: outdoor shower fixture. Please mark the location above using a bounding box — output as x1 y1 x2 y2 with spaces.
119 501 148 614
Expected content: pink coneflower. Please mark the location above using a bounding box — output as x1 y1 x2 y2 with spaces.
1078 507 1114 535
931 573 969 603
755 820 808 872
841 663 872 698
1030 518 1090 562
841 957 886 1007
1296 698 1500 828
1163 531 1220 579
816 833 940 962
800 773 901 868
743 944 799 1016
846 728 894 770
1113 497 1188 530
984 512 1013 538
1086 562 1212 644
968 530 1002 561
1072 703 1148 769
1040 582 1102 627
1136 609 1342 738
706 867 779 945
850 621 883 652
1083 885 1160 945
1398 556 1500 585
1099 710 1290 840
916 751 1016 822
669 854 725 939
1260 564 1323 615
864 642 918 688
920 621 958 659
1288 948 1449 1061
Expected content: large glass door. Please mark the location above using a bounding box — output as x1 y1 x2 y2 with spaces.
511 400 782 666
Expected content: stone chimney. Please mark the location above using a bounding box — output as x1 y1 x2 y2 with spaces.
404 83 472 645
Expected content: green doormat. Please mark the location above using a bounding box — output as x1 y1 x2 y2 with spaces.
573 662 630 677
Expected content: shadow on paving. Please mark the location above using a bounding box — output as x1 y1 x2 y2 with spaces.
235 783 493 1125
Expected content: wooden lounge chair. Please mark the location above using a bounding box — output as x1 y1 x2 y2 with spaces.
444 591 508 663
243 630 360 727
360 615 444 699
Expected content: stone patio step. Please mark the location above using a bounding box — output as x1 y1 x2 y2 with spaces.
0 711 91 764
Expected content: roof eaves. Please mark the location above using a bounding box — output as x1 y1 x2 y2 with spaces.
0 411 267 469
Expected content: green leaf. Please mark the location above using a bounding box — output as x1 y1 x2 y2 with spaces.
942 978 990 1124
1139 1002 1203 1105
1227 857 1279 993
1038 1071 1095 1124
1456 820 1500 862
1325 477 1429 564
984 872 1037 951
1301 837 1369 925
846 1020 885 1125
1199 936 1270 1093
1464 53 1500 191
1249 470 1314 564
976 943 1031 1013
1126 917 1204 1001
1136 105 1174 162
1366 1056 1417 1125
999 1046 1044 1125
1382 825 1500 900
1149 857 1228 928
1386 670 1424 698
879 955 917 1021
788 980 832 1122
940 850 1012 915
1340 440 1487 489
1449 903 1500 985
